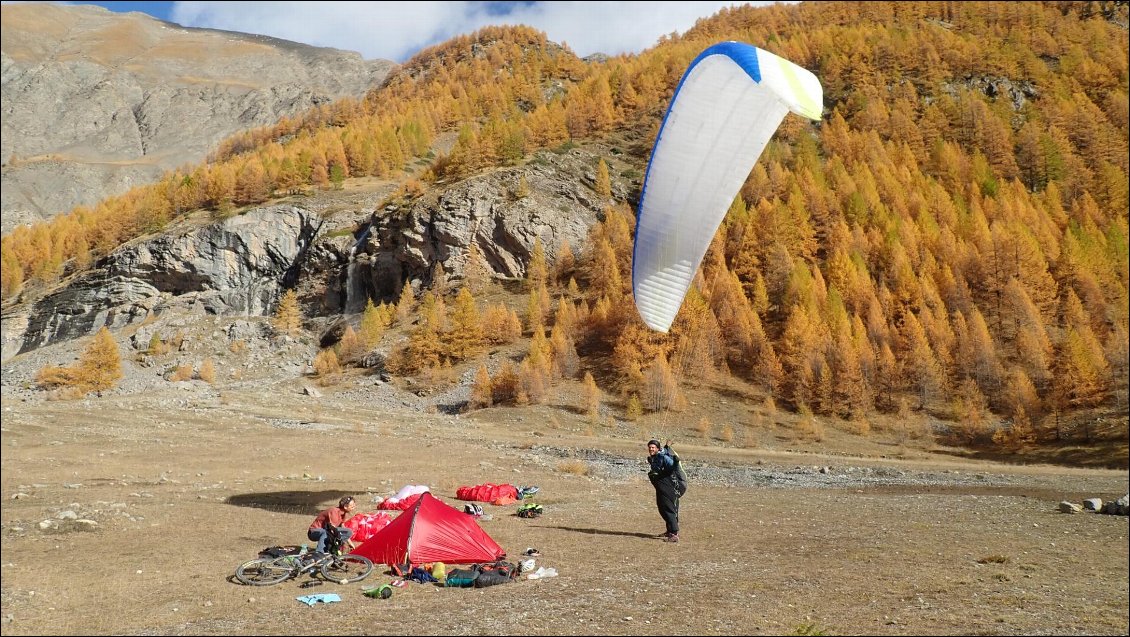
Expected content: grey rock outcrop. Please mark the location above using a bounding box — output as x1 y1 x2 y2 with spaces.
2 145 626 358
318 148 610 314
1 3 394 234
2 205 320 358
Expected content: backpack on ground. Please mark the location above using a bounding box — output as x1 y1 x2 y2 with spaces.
517 502 544 518
472 561 518 587
258 545 302 559
444 566 480 588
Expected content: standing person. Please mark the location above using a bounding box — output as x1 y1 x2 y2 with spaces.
646 439 682 543
308 496 357 554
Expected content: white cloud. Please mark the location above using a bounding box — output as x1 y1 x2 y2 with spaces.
169 1 766 62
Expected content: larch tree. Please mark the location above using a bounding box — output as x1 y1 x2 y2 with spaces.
582 371 601 421
446 287 483 360
274 289 302 335
359 299 389 348
395 282 416 323
526 237 548 291
78 327 123 392
470 364 493 409
463 242 492 294
1054 326 1111 408
554 239 576 284
588 237 622 299
595 158 612 198
337 325 365 364
953 376 992 445
902 311 945 409
491 361 520 405
642 352 685 414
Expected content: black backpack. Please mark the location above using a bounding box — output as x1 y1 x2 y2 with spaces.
259 545 302 559
668 445 688 496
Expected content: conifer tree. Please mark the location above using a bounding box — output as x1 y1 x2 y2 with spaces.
900 311 944 407
78 327 123 392
313 349 341 383
567 277 581 298
1054 326 1111 408
953 377 991 445
595 158 612 198
491 361 520 405
582 371 601 422
588 238 622 299
549 325 580 379
470 364 493 409
873 342 900 412
513 174 531 199
642 352 684 413
526 237 548 291
359 299 388 348
431 262 449 299
992 403 1036 450
274 289 302 335
337 325 365 364
447 287 483 360
396 282 415 323
554 239 576 284
234 159 270 205
625 394 643 422
463 242 491 294
517 358 546 405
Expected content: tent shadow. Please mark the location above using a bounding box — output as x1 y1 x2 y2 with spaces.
541 525 655 539
226 490 353 516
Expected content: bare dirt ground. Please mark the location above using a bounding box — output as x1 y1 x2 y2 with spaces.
1 360 1127 637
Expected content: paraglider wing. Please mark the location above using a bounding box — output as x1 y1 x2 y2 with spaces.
631 42 823 332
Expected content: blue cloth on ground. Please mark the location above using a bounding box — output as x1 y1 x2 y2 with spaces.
296 593 342 606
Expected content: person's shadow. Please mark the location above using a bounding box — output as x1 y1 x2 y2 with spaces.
540 525 655 539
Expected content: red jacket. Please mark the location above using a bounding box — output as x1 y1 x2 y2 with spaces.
310 506 347 531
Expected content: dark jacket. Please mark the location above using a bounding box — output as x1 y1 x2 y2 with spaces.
648 446 687 495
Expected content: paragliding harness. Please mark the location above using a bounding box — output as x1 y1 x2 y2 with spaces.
669 445 688 497
650 444 688 497
516 502 544 518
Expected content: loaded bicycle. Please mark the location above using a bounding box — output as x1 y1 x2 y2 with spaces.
235 524 372 586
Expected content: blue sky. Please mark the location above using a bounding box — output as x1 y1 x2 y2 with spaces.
73 1 769 62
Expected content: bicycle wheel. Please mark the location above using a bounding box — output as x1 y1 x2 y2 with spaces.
236 557 294 586
320 554 373 583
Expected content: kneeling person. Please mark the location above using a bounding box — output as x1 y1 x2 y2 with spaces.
308 496 357 553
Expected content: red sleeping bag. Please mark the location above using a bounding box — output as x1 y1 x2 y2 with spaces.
456 483 519 503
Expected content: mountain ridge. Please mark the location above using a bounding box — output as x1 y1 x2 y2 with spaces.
1 2 396 234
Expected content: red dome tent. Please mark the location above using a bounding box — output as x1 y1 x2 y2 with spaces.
351 492 506 567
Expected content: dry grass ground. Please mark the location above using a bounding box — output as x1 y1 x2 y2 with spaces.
1 377 1127 636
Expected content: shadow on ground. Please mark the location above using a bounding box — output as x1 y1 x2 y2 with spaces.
226 490 352 516
541 525 656 539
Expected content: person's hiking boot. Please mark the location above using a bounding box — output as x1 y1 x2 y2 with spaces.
664 533 680 543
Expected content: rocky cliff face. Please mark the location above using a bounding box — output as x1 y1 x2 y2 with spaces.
0 146 622 360
0 2 394 234
2 205 322 357
316 148 616 315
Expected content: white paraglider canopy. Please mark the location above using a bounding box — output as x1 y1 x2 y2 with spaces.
632 42 823 333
